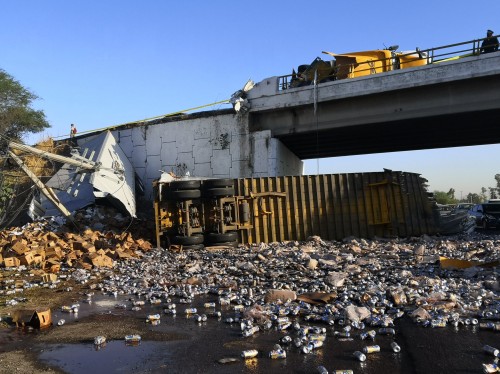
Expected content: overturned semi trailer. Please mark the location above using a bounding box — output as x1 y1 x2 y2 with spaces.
154 170 465 248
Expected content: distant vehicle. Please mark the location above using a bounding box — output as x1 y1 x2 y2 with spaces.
452 203 474 213
468 203 500 229
436 204 454 215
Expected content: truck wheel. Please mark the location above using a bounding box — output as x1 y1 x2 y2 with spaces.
204 187 235 198
168 189 201 200
205 231 239 243
203 179 234 189
183 244 205 250
169 180 201 190
171 234 204 245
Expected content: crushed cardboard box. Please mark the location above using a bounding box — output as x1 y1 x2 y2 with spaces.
0 211 154 271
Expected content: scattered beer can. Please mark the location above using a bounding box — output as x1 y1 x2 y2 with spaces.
363 345 380 354
353 351 366 362
482 362 499 373
94 336 106 346
391 341 401 353
269 349 286 359
241 349 258 359
125 334 141 344
483 345 500 357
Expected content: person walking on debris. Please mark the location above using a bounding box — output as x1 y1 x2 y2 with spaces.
480 29 499 54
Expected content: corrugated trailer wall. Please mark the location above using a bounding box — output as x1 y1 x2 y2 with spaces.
234 171 438 243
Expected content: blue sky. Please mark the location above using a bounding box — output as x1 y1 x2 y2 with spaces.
2 1 500 197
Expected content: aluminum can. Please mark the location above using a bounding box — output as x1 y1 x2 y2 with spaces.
147 314 160 321
276 316 289 324
483 344 500 357
277 322 291 331
391 341 401 353
269 349 286 359
94 336 106 345
480 322 500 331
308 333 326 342
431 319 446 328
308 340 323 350
206 310 221 318
332 371 354 374
363 345 380 354
335 331 350 338
293 337 303 347
317 365 328 374
241 349 258 359
378 327 395 335
280 335 292 344
204 302 216 308
242 326 260 337
353 351 366 362
482 363 499 373
184 308 197 314
219 297 230 305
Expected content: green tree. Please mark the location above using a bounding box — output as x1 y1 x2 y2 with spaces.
0 69 50 154
494 174 500 197
447 188 455 200
0 69 50 227
433 190 458 205
466 193 481 204
480 187 488 202
488 187 498 200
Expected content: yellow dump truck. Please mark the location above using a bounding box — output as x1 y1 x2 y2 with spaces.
289 46 428 87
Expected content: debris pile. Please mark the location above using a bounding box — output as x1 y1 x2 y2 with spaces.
0 212 499 371
84 232 500 328
0 206 154 275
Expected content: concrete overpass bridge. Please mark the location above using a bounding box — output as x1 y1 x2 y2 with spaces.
69 37 500 201
245 39 500 159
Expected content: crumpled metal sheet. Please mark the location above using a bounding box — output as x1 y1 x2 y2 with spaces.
31 131 137 218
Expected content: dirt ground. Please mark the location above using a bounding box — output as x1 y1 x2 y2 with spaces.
0 276 186 374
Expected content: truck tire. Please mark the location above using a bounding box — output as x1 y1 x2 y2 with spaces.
183 244 205 250
203 179 234 189
204 187 235 198
168 189 201 200
205 231 239 243
169 180 201 190
171 234 204 245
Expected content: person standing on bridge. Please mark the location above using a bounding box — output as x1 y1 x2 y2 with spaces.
69 123 78 146
480 30 499 54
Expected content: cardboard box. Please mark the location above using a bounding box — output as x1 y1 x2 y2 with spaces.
11 241 29 255
88 253 114 268
42 273 57 282
4 257 21 267
21 251 36 265
12 308 52 329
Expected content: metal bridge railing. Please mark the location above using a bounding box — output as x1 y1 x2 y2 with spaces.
278 35 499 91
